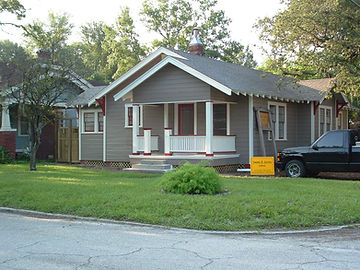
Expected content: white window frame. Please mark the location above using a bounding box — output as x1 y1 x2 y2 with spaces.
318 105 332 137
268 101 287 141
125 104 143 128
81 109 104 134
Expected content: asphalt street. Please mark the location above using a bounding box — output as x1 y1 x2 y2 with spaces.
0 211 359 270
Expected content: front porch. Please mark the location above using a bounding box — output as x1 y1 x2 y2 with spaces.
130 101 239 162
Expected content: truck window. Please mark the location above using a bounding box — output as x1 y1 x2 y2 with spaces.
316 132 344 148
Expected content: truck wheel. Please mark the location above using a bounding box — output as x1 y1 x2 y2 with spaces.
285 160 305 178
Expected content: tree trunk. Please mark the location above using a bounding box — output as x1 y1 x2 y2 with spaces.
29 148 37 171
29 121 42 171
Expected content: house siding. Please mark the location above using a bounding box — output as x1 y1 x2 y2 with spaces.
252 97 307 157
210 86 238 102
230 96 249 164
81 134 103 160
132 64 211 103
296 103 312 146
106 94 132 162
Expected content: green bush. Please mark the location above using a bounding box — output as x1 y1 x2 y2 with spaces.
160 162 223 195
0 146 11 164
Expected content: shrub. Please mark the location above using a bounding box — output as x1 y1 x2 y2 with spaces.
160 162 223 195
0 146 11 164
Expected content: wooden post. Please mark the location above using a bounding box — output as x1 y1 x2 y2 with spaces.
69 119 72 163
164 128 172 156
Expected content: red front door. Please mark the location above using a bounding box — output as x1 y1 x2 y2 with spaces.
178 104 194 135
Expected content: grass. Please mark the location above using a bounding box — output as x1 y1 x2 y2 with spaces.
0 163 360 231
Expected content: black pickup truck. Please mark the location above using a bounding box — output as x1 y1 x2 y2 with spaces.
276 129 360 177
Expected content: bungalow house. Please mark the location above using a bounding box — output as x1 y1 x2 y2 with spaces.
0 51 93 160
74 30 351 171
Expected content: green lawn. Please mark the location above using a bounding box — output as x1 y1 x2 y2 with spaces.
0 163 359 231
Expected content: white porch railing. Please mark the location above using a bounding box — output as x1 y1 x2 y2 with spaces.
169 135 236 153
138 135 159 151
170 136 206 152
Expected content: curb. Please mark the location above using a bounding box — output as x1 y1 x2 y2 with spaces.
1 207 359 235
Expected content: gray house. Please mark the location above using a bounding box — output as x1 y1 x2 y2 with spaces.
74 33 350 171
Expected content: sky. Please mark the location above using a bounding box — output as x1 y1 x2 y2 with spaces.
0 0 284 64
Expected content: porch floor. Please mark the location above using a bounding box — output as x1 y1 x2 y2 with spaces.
129 153 241 167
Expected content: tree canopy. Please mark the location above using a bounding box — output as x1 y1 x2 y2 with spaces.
141 0 256 67
0 0 26 26
256 0 360 96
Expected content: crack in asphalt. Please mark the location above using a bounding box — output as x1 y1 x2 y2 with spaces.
1 254 32 265
74 248 143 270
15 241 43 250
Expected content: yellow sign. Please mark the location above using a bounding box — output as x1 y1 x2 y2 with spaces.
250 157 275 176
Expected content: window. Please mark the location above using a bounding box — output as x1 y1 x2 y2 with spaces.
84 113 95 132
125 104 143 128
82 110 103 133
98 112 104 132
268 102 287 140
18 115 29 136
319 106 332 136
213 104 226 135
316 131 344 148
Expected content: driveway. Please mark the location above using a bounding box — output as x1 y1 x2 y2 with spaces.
0 211 359 270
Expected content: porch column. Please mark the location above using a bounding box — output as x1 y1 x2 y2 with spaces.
194 102 197 135
132 104 140 155
226 103 230 135
1 102 15 132
164 103 169 128
205 101 213 156
164 128 172 156
0 102 16 159
174 103 178 135
144 128 152 156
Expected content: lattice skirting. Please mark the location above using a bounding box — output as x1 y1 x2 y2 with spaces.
82 160 131 168
82 160 245 173
173 164 246 173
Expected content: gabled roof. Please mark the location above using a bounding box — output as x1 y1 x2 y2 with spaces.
71 85 107 106
298 78 335 93
88 47 324 106
299 78 352 107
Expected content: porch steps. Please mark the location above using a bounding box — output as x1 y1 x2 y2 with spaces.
124 159 173 173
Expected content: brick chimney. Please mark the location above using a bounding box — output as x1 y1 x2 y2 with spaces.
189 28 203 55
36 49 51 60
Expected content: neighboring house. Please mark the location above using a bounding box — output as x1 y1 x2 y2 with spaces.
0 52 93 160
74 30 351 171
299 78 350 135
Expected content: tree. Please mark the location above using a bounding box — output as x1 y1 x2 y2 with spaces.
103 7 147 81
80 21 109 82
141 0 256 67
23 12 73 62
0 40 29 93
256 0 360 96
4 53 78 171
0 0 26 26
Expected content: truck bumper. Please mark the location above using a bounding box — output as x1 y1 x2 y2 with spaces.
276 161 286 171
